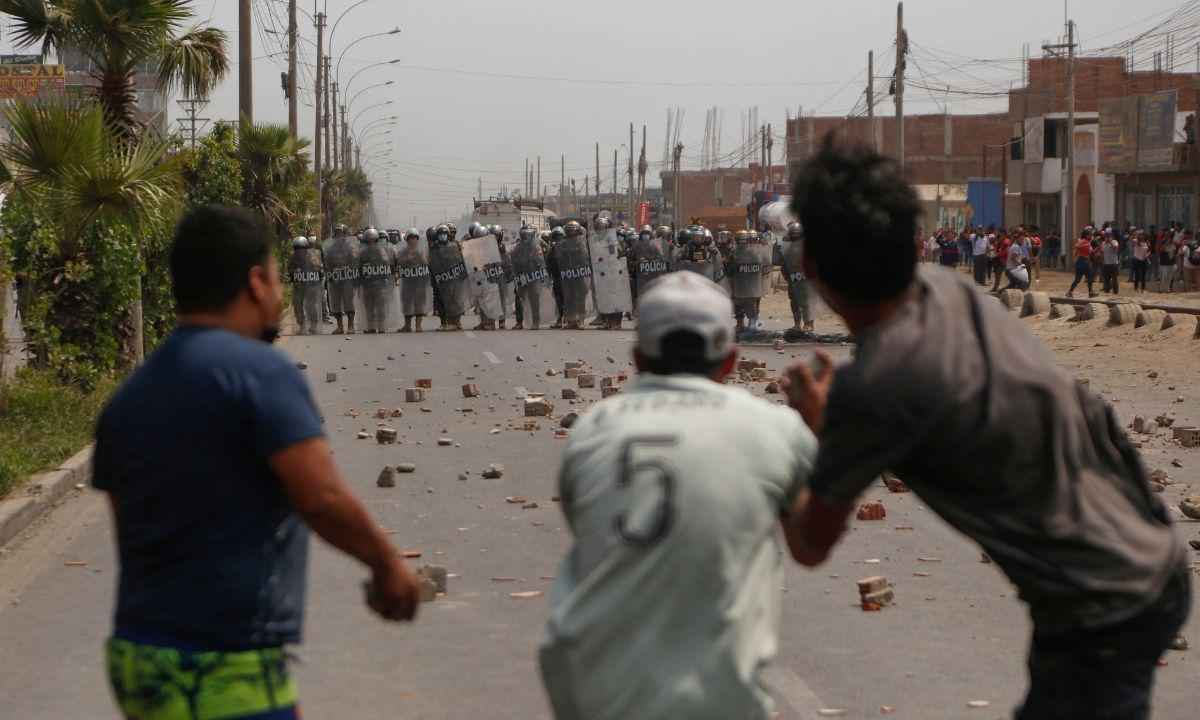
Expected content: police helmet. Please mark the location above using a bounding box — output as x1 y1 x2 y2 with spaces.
656 225 671 239
363 228 380 243
491 224 505 237
563 220 584 238
434 224 451 245
468 222 488 239
551 226 566 241
405 228 421 241
519 226 537 241
292 236 308 249
786 221 804 240
335 223 348 235
594 216 612 230
734 229 752 244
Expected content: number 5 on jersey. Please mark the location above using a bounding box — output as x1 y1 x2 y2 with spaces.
613 435 678 546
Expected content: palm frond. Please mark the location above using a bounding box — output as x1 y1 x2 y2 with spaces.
0 98 104 191
59 134 181 234
156 24 228 100
70 0 191 61
0 0 74 58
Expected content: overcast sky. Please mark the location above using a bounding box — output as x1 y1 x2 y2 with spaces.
4 0 1184 228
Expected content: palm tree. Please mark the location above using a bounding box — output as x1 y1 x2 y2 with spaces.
1 99 181 370
0 0 228 361
238 118 311 238
0 0 229 141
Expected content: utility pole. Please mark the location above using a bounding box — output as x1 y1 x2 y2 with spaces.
331 81 340 170
314 12 325 230
673 143 684 228
1044 19 1076 246
340 105 348 170
638 125 648 202
760 125 767 191
896 2 906 171
525 158 529 196
560 155 565 215
867 50 876 151
176 97 210 149
238 0 252 129
287 0 297 138
612 149 617 210
324 56 332 171
537 156 541 205
767 123 773 187
595 142 601 196
628 123 635 222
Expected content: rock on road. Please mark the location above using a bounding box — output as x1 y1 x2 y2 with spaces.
0 328 1196 719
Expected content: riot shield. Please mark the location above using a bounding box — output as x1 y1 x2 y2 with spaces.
510 239 556 329
429 243 469 319
730 242 770 299
555 235 594 325
498 246 517 323
324 236 361 320
395 238 433 318
588 228 633 315
288 249 324 335
357 243 398 333
676 245 719 282
632 236 672 295
461 236 504 322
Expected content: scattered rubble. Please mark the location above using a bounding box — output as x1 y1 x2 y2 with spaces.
525 396 554 417
882 473 910 493
417 565 448 594
325 372 337 383
577 373 596 388
437 437 453 447
765 382 781 394
356 431 370 440
462 383 480 398
405 388 425 403
857 575 894 611
296 362 308 370
396 463 416 474
561 388 578 400
560 412 579 429
601 386 621 398
481 464 505 479
375 427 398 444
376 467 396 488
1179 497 1200 520
416 378 433 389
855 501 886 521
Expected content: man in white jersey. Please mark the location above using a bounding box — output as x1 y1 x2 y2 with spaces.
539 271 818 720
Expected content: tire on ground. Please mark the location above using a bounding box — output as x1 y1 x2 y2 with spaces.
1136 308 1166 329
1021 291 1051 317
1108 303 1140 326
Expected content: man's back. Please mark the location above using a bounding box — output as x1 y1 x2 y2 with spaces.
815 266 1183 630
94 326 323 649
542 374 814 720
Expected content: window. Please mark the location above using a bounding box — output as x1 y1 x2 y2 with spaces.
1157 185 1193 228
1126 192 1152 228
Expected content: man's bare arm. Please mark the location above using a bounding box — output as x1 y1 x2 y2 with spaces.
779 488 854 567
271 437 419 621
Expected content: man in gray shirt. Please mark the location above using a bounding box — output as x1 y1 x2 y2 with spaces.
781 139 1189 720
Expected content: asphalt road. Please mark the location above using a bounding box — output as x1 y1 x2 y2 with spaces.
0 327 1196 719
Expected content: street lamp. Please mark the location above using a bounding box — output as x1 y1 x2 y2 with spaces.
343 58 401 100
328 0 378 51
356 114 398 139
350 99 394 131
336 27 401 85
346 80 394 112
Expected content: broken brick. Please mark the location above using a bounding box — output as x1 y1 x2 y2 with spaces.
405 388 425 402
415 378 433 389
462 383 480 398
856 501 886 521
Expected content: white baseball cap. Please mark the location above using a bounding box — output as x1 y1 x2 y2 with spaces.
636 272 735 362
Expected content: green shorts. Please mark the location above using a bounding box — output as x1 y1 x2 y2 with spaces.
105 637 299 720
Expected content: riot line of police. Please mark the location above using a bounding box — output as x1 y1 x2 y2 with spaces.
285 217 814 335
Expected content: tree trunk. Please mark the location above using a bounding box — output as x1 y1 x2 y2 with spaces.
132 273 144 363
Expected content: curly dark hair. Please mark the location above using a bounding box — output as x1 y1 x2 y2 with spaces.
789 135 920 304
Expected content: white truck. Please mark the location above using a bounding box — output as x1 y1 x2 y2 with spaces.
472 197 554 232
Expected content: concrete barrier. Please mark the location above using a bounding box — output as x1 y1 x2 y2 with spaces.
1021 291 1051 317
1137 308 1167 328
1108 303 1141 326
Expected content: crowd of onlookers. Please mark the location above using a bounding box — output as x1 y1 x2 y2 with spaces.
919 221 1200 298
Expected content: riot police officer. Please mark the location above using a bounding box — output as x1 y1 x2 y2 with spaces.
287 236 323 335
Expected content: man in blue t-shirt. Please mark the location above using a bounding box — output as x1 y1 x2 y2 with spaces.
93 205 421 720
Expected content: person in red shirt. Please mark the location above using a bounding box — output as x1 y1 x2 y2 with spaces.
991 232 1013 292
1067 229 1097 298
1028 228 1042 281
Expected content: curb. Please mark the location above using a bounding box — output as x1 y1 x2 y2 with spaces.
0 444 93 549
